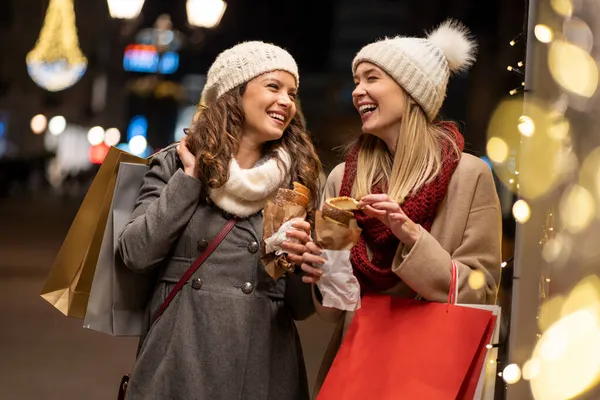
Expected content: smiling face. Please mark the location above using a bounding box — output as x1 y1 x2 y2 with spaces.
241 70 298 145
352 62 407 147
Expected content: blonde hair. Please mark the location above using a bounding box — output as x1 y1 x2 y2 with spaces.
354 93 461 203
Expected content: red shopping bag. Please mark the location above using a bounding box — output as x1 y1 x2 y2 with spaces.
457 310 497 399
318 262 497 400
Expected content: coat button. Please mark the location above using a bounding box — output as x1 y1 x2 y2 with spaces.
197 239 208 251
241 282 253 294
247 241 259 253
191 278 202 290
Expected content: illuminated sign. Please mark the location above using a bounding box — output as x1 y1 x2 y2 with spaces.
123 44 179 74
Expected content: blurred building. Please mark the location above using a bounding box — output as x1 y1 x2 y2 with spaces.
0 0 524 161
0 0 523 257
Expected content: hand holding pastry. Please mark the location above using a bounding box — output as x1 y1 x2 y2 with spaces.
261 182 312 280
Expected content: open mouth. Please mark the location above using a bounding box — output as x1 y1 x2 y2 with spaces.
359 104 378 117
267 112 286 125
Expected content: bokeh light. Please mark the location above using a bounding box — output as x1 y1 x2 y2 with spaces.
538 295 566 333
551 0 573 17
30 114 47 134
563 17 594 52
542 233 571 266
579 148 600 217
559 185 595 234
513 199 532 224
87 126 105 146
486 137 509 164
104 128 121 147
468 270 486 290
523 358 542 381
129 135 148 156
48 116 66 136
503 364 522 384
518 115 535 137
549 40 599 97
487 98 571 199
535 24 554 43
531 309 600 399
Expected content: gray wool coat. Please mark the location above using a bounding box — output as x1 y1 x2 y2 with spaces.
117 147 314 400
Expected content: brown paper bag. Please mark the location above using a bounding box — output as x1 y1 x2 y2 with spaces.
313 210 362 311
314 210 362 251
261 197 307 280
41 146 147 318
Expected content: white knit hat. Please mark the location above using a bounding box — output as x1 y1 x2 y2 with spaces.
201 41 299 105
352 19 477 121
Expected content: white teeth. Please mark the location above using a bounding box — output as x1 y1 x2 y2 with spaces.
359 104 377 114
268 112 285 121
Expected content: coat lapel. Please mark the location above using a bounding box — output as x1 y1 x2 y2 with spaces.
236 214 262 242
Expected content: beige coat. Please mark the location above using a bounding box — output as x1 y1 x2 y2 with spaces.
312 153 502 395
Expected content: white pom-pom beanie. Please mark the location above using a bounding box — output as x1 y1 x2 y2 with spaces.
201 41 299 106
352 19 477 121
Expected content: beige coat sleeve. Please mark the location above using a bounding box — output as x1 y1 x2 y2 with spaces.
392 163 502 305
321 163 345 204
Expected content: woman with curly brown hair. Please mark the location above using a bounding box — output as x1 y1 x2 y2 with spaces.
117 41 322 400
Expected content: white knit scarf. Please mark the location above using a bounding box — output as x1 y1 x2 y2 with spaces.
209 149 291 217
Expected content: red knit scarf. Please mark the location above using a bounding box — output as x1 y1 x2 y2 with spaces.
339 122 465 293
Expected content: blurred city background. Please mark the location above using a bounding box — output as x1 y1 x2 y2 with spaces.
0 0 528 399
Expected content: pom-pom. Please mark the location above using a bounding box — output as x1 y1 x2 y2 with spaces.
427 19 477 73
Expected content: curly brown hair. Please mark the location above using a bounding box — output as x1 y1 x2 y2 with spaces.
184 83 323 213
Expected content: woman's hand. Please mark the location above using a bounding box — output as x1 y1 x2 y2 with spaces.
300 242 325 284
277 220 324 284
177 136 198 178
281 220 312 266
358 194 421 249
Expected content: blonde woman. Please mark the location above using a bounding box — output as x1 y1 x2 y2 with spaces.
300 20 502 391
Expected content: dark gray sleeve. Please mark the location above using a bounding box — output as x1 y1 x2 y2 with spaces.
117 149 203 273
284 272 316 321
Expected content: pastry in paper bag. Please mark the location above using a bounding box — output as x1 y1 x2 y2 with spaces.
315 197 363 311
261 182 310 280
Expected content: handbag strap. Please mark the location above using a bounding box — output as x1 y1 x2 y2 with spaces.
152 218 237 323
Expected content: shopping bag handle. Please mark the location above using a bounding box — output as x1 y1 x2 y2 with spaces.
146 141 180 162
152 218 237 324
446 260 459 309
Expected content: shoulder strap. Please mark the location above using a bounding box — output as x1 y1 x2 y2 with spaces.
152 218 237 323
146 141 180 163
